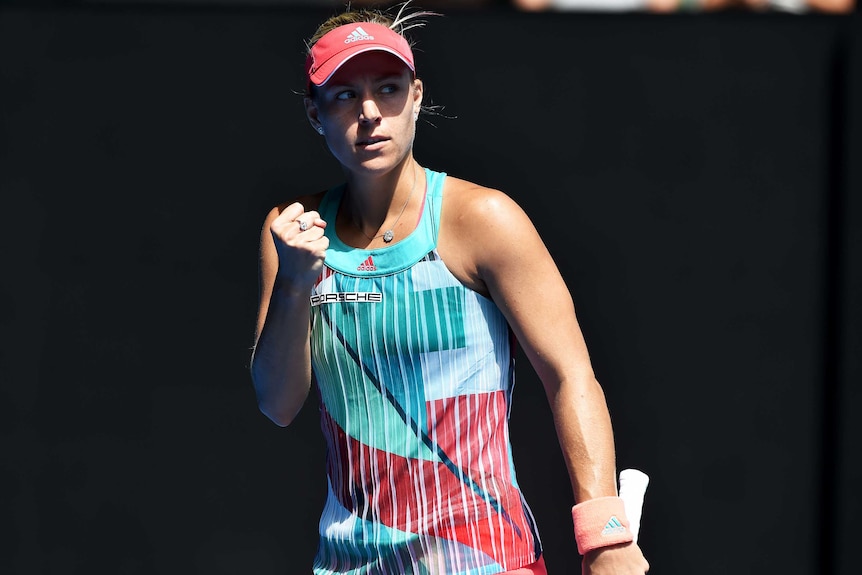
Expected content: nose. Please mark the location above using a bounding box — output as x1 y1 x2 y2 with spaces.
359 98 382 124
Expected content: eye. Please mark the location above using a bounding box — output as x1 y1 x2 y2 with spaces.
335 90 356 101
380 84 398 95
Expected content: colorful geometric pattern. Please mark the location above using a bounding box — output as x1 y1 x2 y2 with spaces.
307 170 541 574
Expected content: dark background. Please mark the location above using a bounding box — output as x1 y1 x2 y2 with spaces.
1 3 860 574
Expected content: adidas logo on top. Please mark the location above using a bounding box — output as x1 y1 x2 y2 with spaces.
344 26 374 44
357 256 377 272
600 516 627 537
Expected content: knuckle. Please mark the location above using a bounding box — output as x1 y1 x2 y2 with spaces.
280 202 303 220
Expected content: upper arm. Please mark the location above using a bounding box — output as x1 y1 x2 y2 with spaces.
456 188 596 393
255 206 282 344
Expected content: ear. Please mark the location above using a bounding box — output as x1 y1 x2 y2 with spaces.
412 78 423 117
304 96 323 134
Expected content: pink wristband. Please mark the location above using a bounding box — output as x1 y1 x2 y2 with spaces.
571 496 634 555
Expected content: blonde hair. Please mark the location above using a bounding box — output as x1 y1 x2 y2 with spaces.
305 2 435 55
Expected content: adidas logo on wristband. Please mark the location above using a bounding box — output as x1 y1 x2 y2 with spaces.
601 516 627 536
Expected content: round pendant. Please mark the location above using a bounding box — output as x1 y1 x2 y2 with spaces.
383 230 394 243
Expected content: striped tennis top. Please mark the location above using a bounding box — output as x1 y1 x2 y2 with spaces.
308 169 542 574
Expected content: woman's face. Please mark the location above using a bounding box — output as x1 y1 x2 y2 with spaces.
305 51 423 176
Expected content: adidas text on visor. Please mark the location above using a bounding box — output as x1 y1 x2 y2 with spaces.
305 23 415 88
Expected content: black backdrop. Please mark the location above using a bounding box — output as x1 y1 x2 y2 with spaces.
1 5 860 575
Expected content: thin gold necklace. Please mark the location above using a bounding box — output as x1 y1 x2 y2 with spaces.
351 163 417 243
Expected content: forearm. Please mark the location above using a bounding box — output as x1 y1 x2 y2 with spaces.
250 283 313 426
549 375 619 503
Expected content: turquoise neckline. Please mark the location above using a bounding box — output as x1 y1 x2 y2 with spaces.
320 168 446 277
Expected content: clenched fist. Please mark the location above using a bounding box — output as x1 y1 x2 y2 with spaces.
270 202 329 290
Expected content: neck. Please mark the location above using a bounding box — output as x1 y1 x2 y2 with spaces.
343 156 419 237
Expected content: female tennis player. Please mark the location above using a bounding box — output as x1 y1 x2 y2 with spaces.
250 5 649 574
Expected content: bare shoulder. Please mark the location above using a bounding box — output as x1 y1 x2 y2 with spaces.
263 190 328 226
439 176 537 296
273 190 327 217
441 176 526 231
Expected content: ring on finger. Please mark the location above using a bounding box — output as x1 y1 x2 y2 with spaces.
297 219 309 232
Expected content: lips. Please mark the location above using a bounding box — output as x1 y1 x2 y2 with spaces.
357 136 389 147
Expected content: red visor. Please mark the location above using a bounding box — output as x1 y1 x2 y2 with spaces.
304 22 415 88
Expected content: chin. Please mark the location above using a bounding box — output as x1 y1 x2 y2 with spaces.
350 154 405 176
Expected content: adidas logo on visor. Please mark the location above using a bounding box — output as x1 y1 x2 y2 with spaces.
345 26 374 44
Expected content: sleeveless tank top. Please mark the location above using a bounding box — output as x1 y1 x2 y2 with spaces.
309 169 542 574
